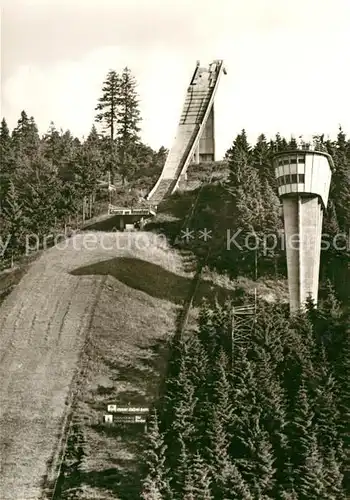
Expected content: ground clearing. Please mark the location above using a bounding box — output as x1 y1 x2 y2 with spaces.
0 232 186 500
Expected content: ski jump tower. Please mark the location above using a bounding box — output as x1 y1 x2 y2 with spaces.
273 143 333 313
147 60 226 204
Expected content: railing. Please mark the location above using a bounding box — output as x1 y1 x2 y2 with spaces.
296 141 328 153
108 205 156 216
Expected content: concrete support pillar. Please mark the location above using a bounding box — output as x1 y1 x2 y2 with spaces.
195 144 200 164
283 196 323 313
199 105 215 162
119 216 125 231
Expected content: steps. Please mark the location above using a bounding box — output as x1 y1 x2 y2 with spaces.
180 249 198 273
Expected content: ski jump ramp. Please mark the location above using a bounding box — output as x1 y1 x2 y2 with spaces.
147 60 226 205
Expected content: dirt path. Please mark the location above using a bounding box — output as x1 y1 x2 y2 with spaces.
0 232 184 500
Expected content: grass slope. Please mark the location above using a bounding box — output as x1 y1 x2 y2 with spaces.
57 276 177 499
0 232 186 500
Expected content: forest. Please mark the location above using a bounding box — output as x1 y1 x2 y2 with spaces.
139 130 349 499
1 67 349 499
141 295 349 499
0 67 167 267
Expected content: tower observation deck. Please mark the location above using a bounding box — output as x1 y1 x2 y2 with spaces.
147 60 226 205
273 143 333 313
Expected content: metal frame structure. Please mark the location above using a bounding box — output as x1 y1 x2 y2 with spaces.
230 288 257 368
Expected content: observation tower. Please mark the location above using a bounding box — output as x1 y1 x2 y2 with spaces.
272 141 333 313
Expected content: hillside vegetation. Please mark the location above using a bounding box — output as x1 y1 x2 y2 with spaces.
1 61 349 499
0 66 167 270
151 130 350 304
139 131 349 499
0 232 191 500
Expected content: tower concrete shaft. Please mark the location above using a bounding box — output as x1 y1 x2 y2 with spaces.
273 147 333 313
193 104 215 163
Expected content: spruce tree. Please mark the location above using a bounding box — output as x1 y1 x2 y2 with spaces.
95 70 120 141
0 117 10 142
329 127 350 231
141 478 164 500
197 300 219 361
186 333 212 447
206 407 253 499
253 133 276 189
253 345 288 488
183 468 196 500
95 70 120 181
42 122 64 166
211 348 233 429
141 409 172 499
116 67 141 184
0 117 11 161
164 348 197 494
11 111 40 159
0 118 14 213
21 155 60 235
323 447 345 500
252 428 276 499
297 431 327 500
189 452 212 500
86 124 100 145
227 129 252 186
1 180 26 258
288 380 314 490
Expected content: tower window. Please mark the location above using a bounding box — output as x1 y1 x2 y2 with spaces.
298 174 305 183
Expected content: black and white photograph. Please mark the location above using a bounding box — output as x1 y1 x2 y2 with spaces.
0 1 349 499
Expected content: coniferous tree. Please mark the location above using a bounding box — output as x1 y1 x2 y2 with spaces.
211 348 233 430
42 122 62 164
164 346 197 495
1 180 26 258
188 452 212 500
86 124 100 145
198 301 219 361
323 446 345 500
206 406 253 499
0 117 12 166
253 133 276 189
95 70 120 181
12 111 40 159
141 478 164 500
141 409 172 500
21 154 60 235
183 468 196 500
251 427 276 499
116 67 141 184
332 128 350 230
186 333 212 448
0 117 10 143
0 118 14 213
95 70 120 142
297 431 327 500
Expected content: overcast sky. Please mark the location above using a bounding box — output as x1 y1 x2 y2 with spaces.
1 0 350 158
